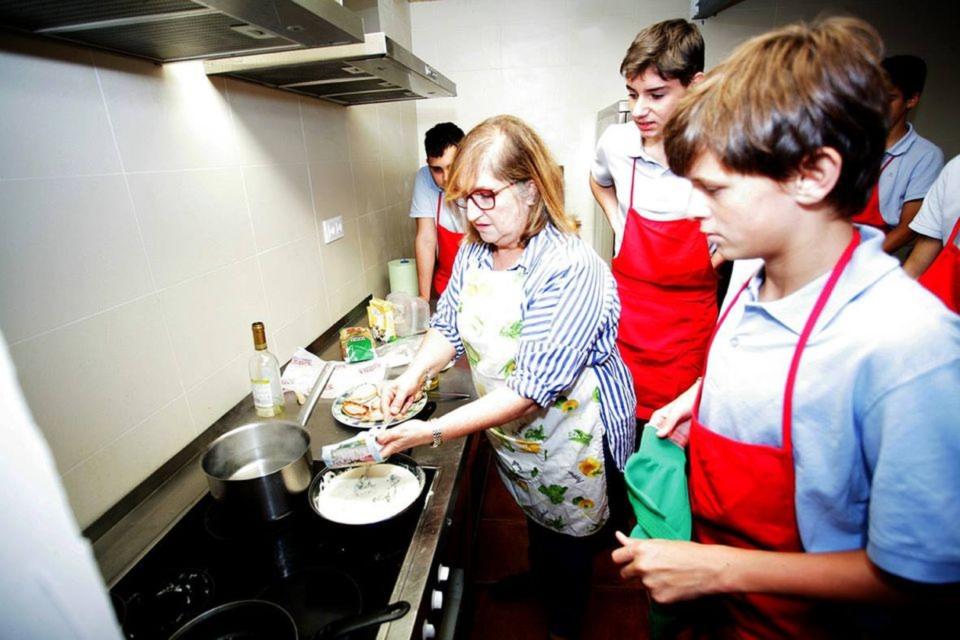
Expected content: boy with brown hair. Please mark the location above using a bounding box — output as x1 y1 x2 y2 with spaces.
590 19 720 426
611 16 960 638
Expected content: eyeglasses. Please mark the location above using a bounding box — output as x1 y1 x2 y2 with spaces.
454 181 519 211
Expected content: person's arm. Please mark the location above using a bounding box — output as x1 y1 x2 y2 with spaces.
414 217 438 300
648 379 701 437
590 174 621 229
883 199 922 253
611 534 910 605
903 235 944 278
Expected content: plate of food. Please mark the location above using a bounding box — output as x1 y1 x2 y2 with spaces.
331 382 427 429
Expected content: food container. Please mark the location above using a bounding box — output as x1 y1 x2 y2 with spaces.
321 431 384 469
386 292 430 337
367 298 397 342
339 326 375 363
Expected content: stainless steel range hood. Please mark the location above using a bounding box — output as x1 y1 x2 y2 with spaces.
204 31 456 106
0 0 364 62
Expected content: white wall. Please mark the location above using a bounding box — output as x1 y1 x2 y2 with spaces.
410 0 960 248
0 1 419 528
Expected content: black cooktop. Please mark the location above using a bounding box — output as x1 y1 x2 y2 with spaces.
110 464 435 640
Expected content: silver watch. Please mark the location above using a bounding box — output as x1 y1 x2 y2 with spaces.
430 422 443 448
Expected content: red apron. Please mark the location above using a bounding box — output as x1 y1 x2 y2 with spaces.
688 230 861 639
612 158 718 419
918 216 960 313
851 156 895 231
432 191 464 297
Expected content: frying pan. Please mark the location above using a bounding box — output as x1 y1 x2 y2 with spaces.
307 453 426 526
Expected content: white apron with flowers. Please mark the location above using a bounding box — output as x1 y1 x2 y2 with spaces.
458 266 609 536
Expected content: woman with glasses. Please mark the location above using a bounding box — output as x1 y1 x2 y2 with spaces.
378 115 636 640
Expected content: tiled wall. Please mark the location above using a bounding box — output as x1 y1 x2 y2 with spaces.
410 0 960 249
0 1 419 528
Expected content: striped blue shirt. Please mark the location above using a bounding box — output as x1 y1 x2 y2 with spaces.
431 223 637 469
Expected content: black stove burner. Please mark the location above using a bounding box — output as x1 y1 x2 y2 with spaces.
111 467 434 640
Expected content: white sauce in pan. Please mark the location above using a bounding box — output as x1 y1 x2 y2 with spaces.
313 463 421 524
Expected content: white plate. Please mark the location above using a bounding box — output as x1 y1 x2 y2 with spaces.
331 383 427 429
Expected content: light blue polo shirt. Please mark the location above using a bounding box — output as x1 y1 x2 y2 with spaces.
877 123 944 226
408 165 463 232
698 226 960 584
910 154 960 249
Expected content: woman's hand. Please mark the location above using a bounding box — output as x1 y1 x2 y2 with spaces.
375 420 433 457
611 531 730 604
380 370 424 419
648 378 701 437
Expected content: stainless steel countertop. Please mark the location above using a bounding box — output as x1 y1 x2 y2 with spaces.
91 314 476 640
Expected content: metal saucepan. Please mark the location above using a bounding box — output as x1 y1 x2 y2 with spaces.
169 599 297 640
307 453 426 526
202 420 313 522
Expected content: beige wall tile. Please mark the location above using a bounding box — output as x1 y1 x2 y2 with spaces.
128 168 256 288
62 396 194 527
320 217 364 285
258 237 326 340
310 161 360 222
274 304 331 367
352 158 387 214
345 104 383 164
9 295 183 472
0 176 153 343
243 163 317 251
327 273 369 321
185 352 252 436
359 209 390 271
160 258 269 389
302 99 351 164
0 35 120 179
225 79 308 166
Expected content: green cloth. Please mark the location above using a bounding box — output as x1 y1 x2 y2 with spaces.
625 424 693 640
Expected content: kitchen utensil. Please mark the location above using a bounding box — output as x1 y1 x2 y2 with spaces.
201 421 313 522
331 383 427 429
169 599 297 640
307 453 426 526
427 391 471 402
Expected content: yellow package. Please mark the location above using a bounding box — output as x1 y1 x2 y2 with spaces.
367 298 397 343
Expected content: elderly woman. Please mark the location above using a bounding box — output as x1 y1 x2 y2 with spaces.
378 115 636 639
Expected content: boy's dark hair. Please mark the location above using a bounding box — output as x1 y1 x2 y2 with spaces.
882 55 927 99
424 122 465 159
620 19 704 85
665 17 888 218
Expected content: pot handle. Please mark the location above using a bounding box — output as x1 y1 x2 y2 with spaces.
313 600 411 640
296 362 335 428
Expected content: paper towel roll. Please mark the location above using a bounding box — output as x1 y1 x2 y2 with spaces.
388 258 419 296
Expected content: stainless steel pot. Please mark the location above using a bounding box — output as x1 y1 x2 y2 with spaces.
201 420 313 522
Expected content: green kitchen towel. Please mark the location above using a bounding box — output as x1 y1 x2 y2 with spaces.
625 423 693 640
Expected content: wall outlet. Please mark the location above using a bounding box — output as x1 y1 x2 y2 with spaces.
322 215 344 244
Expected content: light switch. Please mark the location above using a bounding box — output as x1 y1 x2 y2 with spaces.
323 216 344 244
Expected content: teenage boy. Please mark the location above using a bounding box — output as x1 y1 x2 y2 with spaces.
409 122 465 299
590 19 719 423
904 154 960 312
612 17 960 638
852 54 943 257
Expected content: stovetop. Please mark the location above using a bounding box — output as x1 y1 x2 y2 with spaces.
110 464 435 640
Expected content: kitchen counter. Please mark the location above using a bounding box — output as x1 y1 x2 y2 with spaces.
89 300 476 640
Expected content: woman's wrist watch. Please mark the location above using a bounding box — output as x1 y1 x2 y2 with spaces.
429 421 443 448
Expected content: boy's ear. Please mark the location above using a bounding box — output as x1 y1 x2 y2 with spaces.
905 92 921 110
688 71 706 87
791 148 842 206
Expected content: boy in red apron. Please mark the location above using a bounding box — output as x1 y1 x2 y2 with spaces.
851 55 943 258
611 17 960 639
905 154 960 312
410 122 466 299
590 20 721 424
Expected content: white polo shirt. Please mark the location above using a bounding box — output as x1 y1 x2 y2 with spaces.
877 123 944 226
591 122 697 256
408 165 465 233
910 154 960 249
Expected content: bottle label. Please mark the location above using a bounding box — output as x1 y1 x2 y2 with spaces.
251 380 275 410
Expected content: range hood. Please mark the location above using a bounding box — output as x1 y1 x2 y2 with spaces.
0 0 365 62
690 0 749 19
204 31 456 105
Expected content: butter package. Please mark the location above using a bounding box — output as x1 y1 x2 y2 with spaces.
339 327 375 363
367 298 397 343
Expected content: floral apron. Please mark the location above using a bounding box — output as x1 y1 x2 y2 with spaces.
458 265 609 536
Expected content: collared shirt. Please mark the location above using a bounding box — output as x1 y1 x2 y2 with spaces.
408 165 464 232
877 123 944 226
431 223 637 469
910 154 960 249
699 226 960 584
590 122 697 255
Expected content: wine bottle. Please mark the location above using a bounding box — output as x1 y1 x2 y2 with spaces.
249 322 284 418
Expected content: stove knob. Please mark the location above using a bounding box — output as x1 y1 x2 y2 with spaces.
437 564 450 583
422 621 437 640
431 589 443 611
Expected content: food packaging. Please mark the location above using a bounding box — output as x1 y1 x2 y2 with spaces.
367 298 397 342
321 431 384 469
339 327 375 363
386 292 430 337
